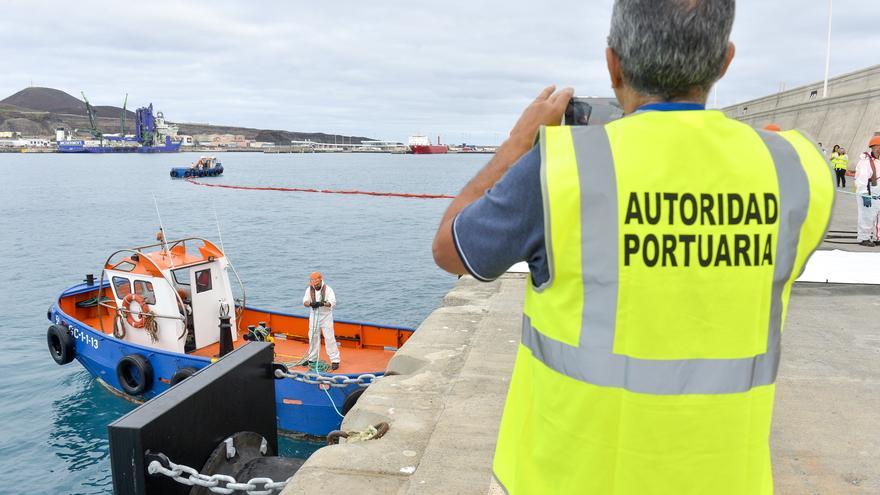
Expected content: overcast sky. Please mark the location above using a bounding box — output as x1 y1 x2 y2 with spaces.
1 1 876 143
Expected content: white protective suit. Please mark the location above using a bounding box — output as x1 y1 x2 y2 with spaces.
302 284 340 363
854 152 880 241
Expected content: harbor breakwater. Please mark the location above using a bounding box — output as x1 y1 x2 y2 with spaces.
723 64 880 160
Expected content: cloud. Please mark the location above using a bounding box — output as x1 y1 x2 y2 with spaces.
0 0 876 143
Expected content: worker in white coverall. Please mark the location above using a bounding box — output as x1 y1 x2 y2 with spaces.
854 136 880 247
302 271 341 370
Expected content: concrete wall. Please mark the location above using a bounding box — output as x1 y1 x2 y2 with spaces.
723 64 880 159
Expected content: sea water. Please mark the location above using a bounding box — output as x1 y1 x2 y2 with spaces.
0 151 486 494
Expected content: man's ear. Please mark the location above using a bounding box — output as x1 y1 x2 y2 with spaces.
717 42 735 79
606 47 624 89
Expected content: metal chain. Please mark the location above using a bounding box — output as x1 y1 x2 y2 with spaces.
274 368 379 388
148 457 289 495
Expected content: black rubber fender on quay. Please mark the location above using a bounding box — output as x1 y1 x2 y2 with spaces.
116 354 154 396
47 324 75 365
341 387 366 415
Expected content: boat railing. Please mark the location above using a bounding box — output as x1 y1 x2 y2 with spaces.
127 236 222 256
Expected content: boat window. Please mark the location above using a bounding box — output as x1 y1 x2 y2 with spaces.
195 269 212 293
133 280 157 305
113 276 131 299
113 261 136 272
173 267 191 286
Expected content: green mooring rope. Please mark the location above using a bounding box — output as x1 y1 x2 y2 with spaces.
284 357 331 373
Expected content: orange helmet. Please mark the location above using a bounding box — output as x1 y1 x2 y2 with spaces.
869 135 880 148
763 123 781 132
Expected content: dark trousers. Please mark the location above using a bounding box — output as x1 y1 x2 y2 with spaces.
836 168 846 188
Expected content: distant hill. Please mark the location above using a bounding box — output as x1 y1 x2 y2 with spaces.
2 87 84 114
0 87 374 143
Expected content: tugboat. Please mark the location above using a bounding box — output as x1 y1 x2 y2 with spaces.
170 156 223 178
46 234 413 437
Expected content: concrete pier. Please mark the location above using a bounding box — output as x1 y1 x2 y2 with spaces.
283 189 878 494
283 274 523 494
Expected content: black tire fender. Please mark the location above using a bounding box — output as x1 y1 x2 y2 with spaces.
170 366 197 385
47 324 75 365
341 387 366 415
170 170 178 178
116 354 153 396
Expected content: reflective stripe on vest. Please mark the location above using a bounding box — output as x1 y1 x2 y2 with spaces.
521 126 809 395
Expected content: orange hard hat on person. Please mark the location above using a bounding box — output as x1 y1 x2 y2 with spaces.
869 135 880 148
310 271 323 280
763 123 781 132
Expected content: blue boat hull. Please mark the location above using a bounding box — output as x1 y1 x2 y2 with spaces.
57 143 182 153
170 166 223 178
49 282 382 438
57 138 181 153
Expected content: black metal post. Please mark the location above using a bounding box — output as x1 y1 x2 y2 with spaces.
218 314 233 357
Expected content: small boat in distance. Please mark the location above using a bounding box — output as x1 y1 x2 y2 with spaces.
170 156 224 178
408 134 448 154
46 235 413 437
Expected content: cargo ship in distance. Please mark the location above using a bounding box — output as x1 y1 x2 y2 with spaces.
408 134 448 154
58 97 181 153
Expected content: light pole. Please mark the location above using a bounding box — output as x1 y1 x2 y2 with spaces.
823 0 833 97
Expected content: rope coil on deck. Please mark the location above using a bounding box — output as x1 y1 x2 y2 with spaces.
185 178 456 199
274 367 379 388
147 453 289 495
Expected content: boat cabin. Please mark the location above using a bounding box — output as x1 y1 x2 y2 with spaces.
101 237 239 353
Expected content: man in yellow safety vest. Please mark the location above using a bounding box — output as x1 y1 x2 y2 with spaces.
832 147 849 188
432 0 833 493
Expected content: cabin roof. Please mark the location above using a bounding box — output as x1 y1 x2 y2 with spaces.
105 237 224 277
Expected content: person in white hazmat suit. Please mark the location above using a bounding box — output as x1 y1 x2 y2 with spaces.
854 136 880 247
302 271 341 370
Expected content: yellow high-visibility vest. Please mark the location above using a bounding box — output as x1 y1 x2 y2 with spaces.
493 110 833 495
832 154 848 170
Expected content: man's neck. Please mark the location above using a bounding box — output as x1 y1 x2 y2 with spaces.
617 87 708 115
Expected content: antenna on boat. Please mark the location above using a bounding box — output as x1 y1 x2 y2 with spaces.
152 195 172 256
212 200 225 254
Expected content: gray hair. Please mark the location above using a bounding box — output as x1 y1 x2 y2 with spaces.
608 0 735 100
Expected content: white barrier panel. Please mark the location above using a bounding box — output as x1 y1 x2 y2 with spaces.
506 252 880 285
797 249 880 284
507 261 530 274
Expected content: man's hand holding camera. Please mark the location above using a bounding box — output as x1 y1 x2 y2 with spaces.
507 85 574 157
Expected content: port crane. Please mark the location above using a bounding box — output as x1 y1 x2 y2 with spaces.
120 93 127 135
81 91 103 145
